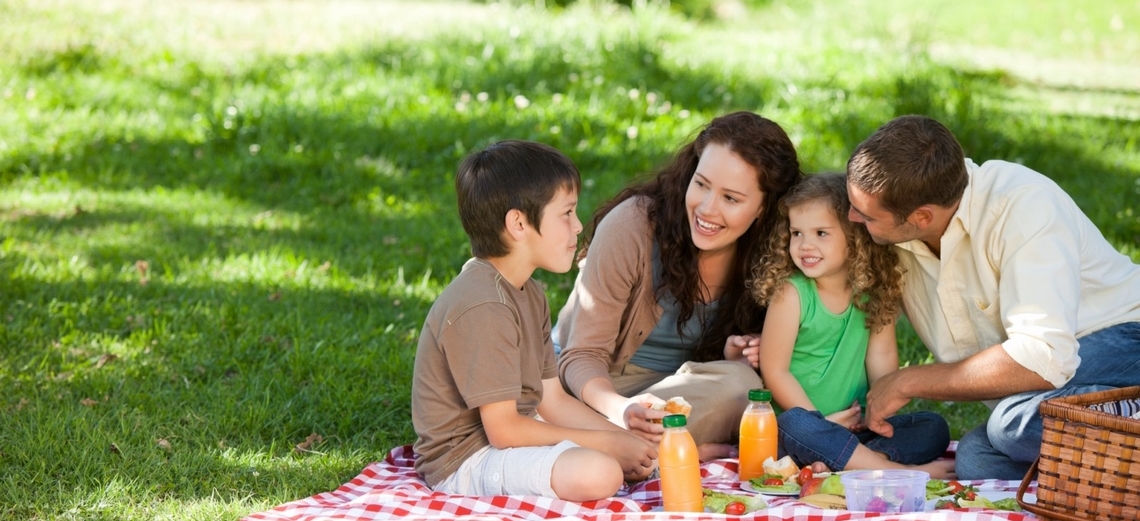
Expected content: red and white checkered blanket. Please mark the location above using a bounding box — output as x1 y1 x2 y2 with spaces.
242 445 1038 521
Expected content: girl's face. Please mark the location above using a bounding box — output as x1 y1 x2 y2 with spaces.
787 199 849 283
684 142 764 256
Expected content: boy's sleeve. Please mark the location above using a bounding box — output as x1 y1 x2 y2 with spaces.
441 303 524 409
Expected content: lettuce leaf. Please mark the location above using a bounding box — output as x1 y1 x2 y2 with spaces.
992 498 1022 511
925 479 953 500
747 478 800 495
702 488 767 513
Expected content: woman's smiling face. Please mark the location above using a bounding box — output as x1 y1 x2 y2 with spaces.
685 142 765 256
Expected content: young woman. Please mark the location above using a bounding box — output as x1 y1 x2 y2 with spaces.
555 111 802 461
751 173 953 478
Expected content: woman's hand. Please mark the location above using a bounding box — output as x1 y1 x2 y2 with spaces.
622 394 667 443
724 334 761 368
824 401 865 431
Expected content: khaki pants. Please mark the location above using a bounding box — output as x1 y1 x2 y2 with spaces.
611 360 763 446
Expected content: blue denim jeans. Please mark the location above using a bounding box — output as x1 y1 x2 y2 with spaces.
777 407 950 471
955 321 1140 480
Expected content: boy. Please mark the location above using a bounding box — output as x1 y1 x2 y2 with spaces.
412 140 657 501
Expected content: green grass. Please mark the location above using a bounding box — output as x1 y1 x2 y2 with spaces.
1 0 1138 518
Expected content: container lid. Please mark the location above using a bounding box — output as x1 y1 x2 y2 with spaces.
839 469 930 485
748 389 772 401
662 414 688 428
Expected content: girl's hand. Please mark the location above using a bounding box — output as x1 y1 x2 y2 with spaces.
622 394 666 443
724 334 761 368
824 401 863 431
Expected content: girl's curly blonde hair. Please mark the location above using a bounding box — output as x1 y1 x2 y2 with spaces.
749 172 903 332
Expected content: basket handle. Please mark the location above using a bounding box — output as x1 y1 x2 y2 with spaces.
1015 458 1037 510
1017 457 1097 521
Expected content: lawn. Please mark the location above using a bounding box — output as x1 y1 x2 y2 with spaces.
1 0 1138 518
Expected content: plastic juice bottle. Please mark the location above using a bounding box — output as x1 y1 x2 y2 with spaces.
738 388 778 482
658 414 703 512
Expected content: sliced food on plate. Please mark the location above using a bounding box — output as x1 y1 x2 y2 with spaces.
741 456 800 495
925 479 1022 511
702 488 766 514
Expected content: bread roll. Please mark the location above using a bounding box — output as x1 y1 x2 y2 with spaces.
650 396 692 422
762 455 799 479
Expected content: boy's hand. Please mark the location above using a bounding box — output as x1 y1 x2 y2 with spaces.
824 401 864 431
724 334 761 368
623 394 666 443
604 431 658 482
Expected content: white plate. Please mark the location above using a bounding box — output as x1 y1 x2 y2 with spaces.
925 490 1035 511
739 480 801 497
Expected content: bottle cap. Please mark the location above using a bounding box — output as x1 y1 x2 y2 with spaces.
662 414 688 428
749 389 772 401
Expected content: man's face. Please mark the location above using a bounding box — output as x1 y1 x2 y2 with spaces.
846 182 920 245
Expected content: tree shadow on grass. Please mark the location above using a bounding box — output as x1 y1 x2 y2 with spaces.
5 33 1138 397
1 267 420 514
10 37 1135 244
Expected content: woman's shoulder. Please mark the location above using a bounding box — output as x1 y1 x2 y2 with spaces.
607 195 651 219
595 195 653 236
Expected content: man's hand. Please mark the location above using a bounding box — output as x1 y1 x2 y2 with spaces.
866 344 1057 438
864 369 913 437
724 334 761 368
622 394 666 443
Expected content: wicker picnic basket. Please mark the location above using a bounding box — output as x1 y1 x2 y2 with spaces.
1016 386 1140 520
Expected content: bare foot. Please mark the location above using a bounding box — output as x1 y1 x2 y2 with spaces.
697 442 737 462
916 459 957 480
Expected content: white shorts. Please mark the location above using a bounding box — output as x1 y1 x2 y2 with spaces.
435 440 578 497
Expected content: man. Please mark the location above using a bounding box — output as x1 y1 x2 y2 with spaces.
844 115 1140 480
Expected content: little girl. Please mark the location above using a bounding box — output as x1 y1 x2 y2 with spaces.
749 172 954 478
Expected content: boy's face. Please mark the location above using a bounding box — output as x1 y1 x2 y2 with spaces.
525 186 582 274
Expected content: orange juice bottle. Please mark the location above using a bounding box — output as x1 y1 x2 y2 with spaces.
738 388 778 482
658 414 703 512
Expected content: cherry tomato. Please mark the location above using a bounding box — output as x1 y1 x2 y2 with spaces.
963 490 977 501
947 480 965 494
724 501 746 515
762 477 784 486
934 499 957 510
795 467 813 486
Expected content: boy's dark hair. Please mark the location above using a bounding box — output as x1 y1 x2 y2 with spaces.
847 115 968 222
455 140 581 258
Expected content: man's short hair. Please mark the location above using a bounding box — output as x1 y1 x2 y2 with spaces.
847 115 968 221
455 140 581 258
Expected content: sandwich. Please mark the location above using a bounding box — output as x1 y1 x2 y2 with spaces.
650 396 692 422
762 455 799 480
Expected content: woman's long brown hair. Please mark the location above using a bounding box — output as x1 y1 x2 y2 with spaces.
580 111 803 361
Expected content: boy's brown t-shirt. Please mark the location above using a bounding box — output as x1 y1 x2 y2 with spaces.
411 258 557 488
